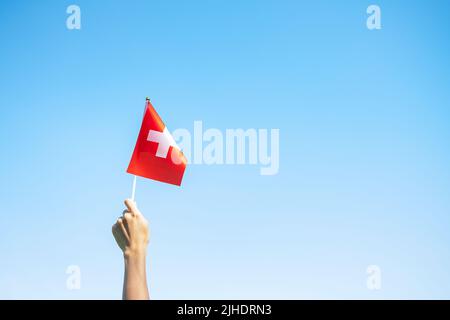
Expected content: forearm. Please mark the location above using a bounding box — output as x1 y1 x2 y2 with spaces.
123 252 149 300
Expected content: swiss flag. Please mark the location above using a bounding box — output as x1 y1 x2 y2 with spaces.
127 99 187 186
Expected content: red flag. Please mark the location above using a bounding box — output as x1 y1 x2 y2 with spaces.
127 99 187 186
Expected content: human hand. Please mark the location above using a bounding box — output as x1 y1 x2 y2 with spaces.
112 199 150 258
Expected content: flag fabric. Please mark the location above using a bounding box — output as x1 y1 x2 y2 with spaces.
127 99 187 186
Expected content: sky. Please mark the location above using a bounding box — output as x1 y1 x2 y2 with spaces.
1 0 450 299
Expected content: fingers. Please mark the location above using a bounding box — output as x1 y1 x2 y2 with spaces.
112 222 128 252
116 217 130 242
112 222 124 240
112 223 120 237
124 199 139 215
123 212 133 221
121 211 132 235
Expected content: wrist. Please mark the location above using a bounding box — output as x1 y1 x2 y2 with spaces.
124 247 147 260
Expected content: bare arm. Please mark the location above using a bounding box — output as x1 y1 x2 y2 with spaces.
112 199 150 300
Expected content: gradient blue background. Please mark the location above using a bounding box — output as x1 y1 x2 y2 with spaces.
1 0 450 299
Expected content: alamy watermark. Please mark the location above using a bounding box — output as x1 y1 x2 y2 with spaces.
167 121 280 175
366 5 381 30
66 265 81 290
66 5 81 30
366 265 381 290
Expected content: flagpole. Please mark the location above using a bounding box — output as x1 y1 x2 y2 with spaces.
130 97 150 202
131 175 137 201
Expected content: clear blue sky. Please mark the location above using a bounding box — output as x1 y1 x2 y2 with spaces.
1 0 450 299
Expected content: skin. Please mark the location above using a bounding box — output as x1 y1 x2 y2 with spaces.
112 199 150 300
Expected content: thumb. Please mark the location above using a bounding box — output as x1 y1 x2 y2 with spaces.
124 198 139 215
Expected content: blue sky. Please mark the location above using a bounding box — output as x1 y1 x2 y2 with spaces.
1 0 450 299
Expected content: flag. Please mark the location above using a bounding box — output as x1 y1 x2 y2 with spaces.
127 99 187 186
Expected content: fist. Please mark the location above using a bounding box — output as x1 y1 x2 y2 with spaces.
112 199 150 257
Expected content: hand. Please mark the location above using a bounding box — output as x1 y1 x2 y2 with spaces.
112 199 150 258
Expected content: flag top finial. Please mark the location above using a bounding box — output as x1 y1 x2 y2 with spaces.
146 96 150 101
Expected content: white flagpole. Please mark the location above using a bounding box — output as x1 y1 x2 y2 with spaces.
130 97 150 202
131 175 137 201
